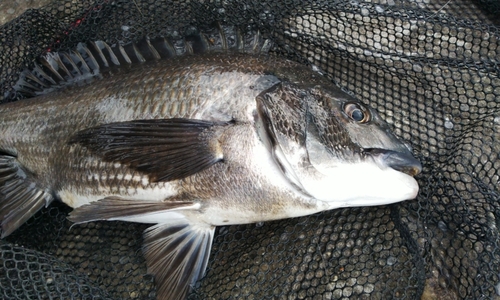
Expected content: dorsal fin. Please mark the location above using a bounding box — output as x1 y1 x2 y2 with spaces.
10 25 273 100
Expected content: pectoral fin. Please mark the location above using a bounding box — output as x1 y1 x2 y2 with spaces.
70 118 231 182
144 221 214 300
0 155 53 238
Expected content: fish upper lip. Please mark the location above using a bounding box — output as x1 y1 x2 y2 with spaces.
365 148 422 176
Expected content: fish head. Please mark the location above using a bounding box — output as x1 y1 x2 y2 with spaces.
256 81 421 208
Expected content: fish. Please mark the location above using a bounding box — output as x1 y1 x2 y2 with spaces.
0 39 421 299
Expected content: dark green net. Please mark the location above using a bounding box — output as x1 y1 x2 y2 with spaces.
1 0 499 299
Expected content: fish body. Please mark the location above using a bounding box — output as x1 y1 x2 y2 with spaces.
0 51 421 299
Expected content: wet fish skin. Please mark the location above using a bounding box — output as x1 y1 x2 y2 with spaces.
0 52 421 300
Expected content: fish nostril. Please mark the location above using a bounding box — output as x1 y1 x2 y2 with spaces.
403 141 414 153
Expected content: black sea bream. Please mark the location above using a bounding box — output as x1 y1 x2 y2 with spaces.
0 49 421 299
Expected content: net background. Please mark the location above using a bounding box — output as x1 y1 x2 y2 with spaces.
0 0 499 299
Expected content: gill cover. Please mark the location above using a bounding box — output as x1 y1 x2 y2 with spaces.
256 82 311 195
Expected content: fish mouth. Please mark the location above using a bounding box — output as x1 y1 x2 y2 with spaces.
365 148 422 177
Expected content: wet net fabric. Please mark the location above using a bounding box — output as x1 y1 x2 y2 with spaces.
0 0 499 299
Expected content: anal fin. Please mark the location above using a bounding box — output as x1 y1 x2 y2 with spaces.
144 221 214 300
0 155 53 238
68 196 213 299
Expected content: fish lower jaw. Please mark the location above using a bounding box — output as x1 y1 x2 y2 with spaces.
322 186 418 210
332 176 419 208
300 162 420 209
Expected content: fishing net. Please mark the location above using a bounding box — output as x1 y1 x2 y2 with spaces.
0 0 499 299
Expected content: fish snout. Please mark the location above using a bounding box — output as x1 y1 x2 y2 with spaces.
366 149 422 176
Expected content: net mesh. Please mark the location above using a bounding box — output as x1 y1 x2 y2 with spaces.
0 0 499 299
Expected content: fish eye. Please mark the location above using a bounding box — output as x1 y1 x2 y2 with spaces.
344 102 370 123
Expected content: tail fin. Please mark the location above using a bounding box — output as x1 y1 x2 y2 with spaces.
0 154 53 238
